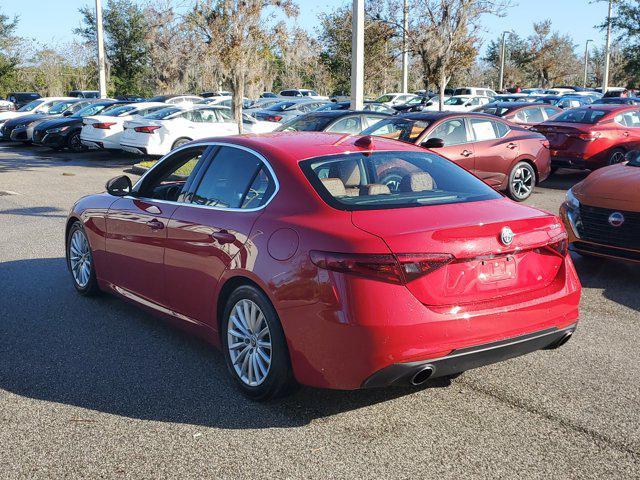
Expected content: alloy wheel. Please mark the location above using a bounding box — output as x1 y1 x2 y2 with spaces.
609 150 625 165
511 165 534 199
69 229 92 288
69 133 84 152
227 299 272 387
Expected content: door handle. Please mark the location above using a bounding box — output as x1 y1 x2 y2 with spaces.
507 142 517 149
146 219 165 230
211 230 236 244
461 149 472 157
623 131 630 137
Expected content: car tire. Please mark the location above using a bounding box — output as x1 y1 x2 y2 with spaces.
171 137 191 150
608 148 625 166
67 131 85 153
66 221 100 296
507 161 536 201
221 285 296 401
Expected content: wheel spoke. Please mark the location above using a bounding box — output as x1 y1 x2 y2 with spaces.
257 347 270 365
230 315 250 338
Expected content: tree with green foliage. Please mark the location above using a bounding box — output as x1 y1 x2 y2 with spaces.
606 0 640 87
0 10 20 96
75 0 151 96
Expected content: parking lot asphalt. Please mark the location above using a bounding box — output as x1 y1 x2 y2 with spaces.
0 142 639 479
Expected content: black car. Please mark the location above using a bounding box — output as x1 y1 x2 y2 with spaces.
33 100 125 151
275 110 390 134
6 92 41 109
1 99 87 142
316 101 396 114
68 90 100 99
534 95 590 109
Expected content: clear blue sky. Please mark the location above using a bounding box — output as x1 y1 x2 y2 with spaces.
3 0 610 54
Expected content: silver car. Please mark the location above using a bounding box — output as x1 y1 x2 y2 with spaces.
252 100 330 123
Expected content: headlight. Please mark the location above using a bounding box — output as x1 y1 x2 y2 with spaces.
565 188 580 212
47 126 70 134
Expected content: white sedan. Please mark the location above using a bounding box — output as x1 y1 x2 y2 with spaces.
119 105 277 156
423 95 491 112
80 102 168 150
0 97 73 129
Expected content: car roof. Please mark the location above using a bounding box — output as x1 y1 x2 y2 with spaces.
486 101 544 108
303 110 388 118
400 111 502 121
195 132 423 163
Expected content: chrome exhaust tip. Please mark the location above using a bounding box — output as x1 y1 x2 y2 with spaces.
411 366 434 386
546 332 573 350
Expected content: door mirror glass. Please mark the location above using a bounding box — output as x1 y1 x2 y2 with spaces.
62 110 73 117
106 175 132 196
422 137 445 148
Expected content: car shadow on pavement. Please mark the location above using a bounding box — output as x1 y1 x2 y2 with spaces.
539 169 589 191
0 144 139 173
0 206 67 218
571 252 640 313
0 257 447 428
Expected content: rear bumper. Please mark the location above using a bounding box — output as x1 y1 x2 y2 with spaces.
120 144 148 155
363 324 577 388
551 156 589 170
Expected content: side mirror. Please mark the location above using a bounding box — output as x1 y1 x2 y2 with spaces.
624 150 640 163
62 110 73 117
422 137 445 148
106 175 132 196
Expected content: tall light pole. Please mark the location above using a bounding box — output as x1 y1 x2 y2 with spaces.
350 0 364 110
401 0 409 93
602 0 614 94
95 0 107 98
583 39 593 88
498 31 512 92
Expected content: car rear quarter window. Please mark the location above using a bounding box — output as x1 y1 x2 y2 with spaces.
191 147 274 209
300 151 500 211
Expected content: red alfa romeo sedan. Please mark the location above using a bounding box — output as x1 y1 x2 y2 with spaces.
66 133 581 400
362 112 551 201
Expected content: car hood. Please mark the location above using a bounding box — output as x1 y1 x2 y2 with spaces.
573 163 640 211
4 113 48 127
36 117 82 131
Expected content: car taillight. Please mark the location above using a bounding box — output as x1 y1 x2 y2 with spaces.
134 125 161 133
265 115 283 122
310 251 454 284
92 122 116 129
544 233 568 257
575 132 601 141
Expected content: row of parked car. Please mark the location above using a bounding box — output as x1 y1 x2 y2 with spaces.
1 87 639 205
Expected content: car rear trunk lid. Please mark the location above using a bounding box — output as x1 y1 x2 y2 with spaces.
351 199 566 306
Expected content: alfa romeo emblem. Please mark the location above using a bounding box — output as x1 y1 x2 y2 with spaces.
500 226 514 246
608 212 625 227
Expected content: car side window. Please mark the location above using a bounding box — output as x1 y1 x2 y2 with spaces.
427 119 469 146
138 146 209 202
543 107 559 119
363 115 386 128
615 110 640 128
191 146 274 209
197 109 219 123
326 116 362 134
469 118 504 141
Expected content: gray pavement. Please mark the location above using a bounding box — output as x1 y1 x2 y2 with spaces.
0 143 638 479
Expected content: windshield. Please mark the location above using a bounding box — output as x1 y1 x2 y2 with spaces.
445 97 468 105
73 103 112 118
18 99 45 112
144 107 182 120
361 118 431 143
276 115 333 132
49 101 75 114
374 95 395 103
301 151 501 211
266 101 297 112
104 105 138 117
553 109 607 124
476 105 510 116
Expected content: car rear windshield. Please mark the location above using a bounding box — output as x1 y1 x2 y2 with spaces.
477 105 511 116
300 151 501 211
553 108 607 124
361 118 431 143
105 105 138 117
144 107 182 120
276 114 333 132
266 101 297 112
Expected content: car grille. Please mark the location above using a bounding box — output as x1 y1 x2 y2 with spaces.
578 204 640 250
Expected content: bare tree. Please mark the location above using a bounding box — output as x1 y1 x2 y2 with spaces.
188 0 298 133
